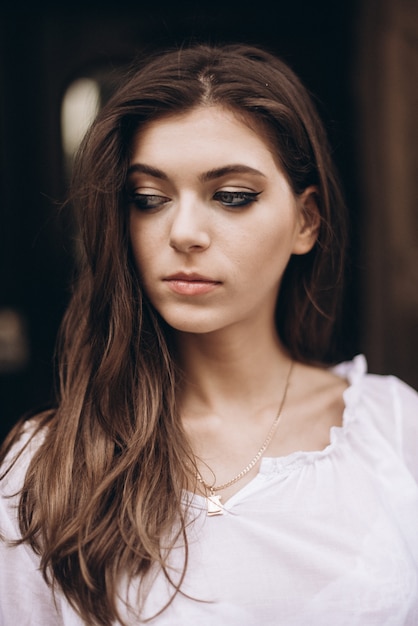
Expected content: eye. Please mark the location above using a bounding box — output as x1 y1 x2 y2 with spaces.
129 193 171 211
213 190 261 208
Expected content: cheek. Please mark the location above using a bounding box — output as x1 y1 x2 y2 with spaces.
246 218 297 267
131 247 150 280
129 214 151 262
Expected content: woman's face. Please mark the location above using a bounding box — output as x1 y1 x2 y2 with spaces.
128 106 317 336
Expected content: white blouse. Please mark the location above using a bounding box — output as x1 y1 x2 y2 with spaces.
1 355 418 625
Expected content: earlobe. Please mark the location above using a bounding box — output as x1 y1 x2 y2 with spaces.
292 186 321 255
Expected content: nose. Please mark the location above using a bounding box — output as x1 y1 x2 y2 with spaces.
169 199 211 253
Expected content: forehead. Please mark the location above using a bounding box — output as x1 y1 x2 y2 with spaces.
129 105 279 165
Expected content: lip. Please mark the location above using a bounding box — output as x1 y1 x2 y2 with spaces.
163 272 221 296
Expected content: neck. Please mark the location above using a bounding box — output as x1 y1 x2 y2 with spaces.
174 321 291 417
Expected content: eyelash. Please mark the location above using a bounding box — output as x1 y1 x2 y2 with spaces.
213 190 261 207
129 193 170 211
128 190 261 211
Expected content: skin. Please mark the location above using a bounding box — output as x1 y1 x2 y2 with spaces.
128 106 347 501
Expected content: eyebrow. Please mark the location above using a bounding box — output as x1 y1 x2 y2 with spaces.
127 163 169 180
127 163 266 182
199 164 267 182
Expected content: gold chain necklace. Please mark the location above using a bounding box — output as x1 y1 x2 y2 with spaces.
196 360 294 516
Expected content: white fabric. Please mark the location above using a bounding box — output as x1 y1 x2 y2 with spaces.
1 355 418 625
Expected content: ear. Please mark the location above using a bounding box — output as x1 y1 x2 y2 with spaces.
292 186 321 255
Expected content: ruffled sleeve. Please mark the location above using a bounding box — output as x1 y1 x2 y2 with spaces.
390 375 418 484
0 423 65 625
334 355 418 485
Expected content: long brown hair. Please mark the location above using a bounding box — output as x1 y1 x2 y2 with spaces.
1 43 347 624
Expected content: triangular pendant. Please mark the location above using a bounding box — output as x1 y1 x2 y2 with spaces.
207 494 223 516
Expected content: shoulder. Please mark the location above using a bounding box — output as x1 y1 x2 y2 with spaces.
334 355 418 480
1 418 48 523
0 419 66 624
333 354 418 417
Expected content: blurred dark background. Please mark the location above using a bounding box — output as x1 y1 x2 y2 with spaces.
1 0 417 441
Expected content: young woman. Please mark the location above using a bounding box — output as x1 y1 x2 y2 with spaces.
1 44 417 626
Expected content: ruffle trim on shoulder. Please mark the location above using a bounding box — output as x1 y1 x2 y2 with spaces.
331 353 367 384
259 355 368 475
332 353 367 426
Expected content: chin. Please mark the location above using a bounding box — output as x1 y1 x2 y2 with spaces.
160 311 227 335
166 320 222 335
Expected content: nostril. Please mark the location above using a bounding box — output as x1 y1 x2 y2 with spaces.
169 218 211 252
169 237 210 253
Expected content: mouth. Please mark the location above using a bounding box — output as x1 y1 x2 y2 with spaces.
165 272 220 282
163 273 221 296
